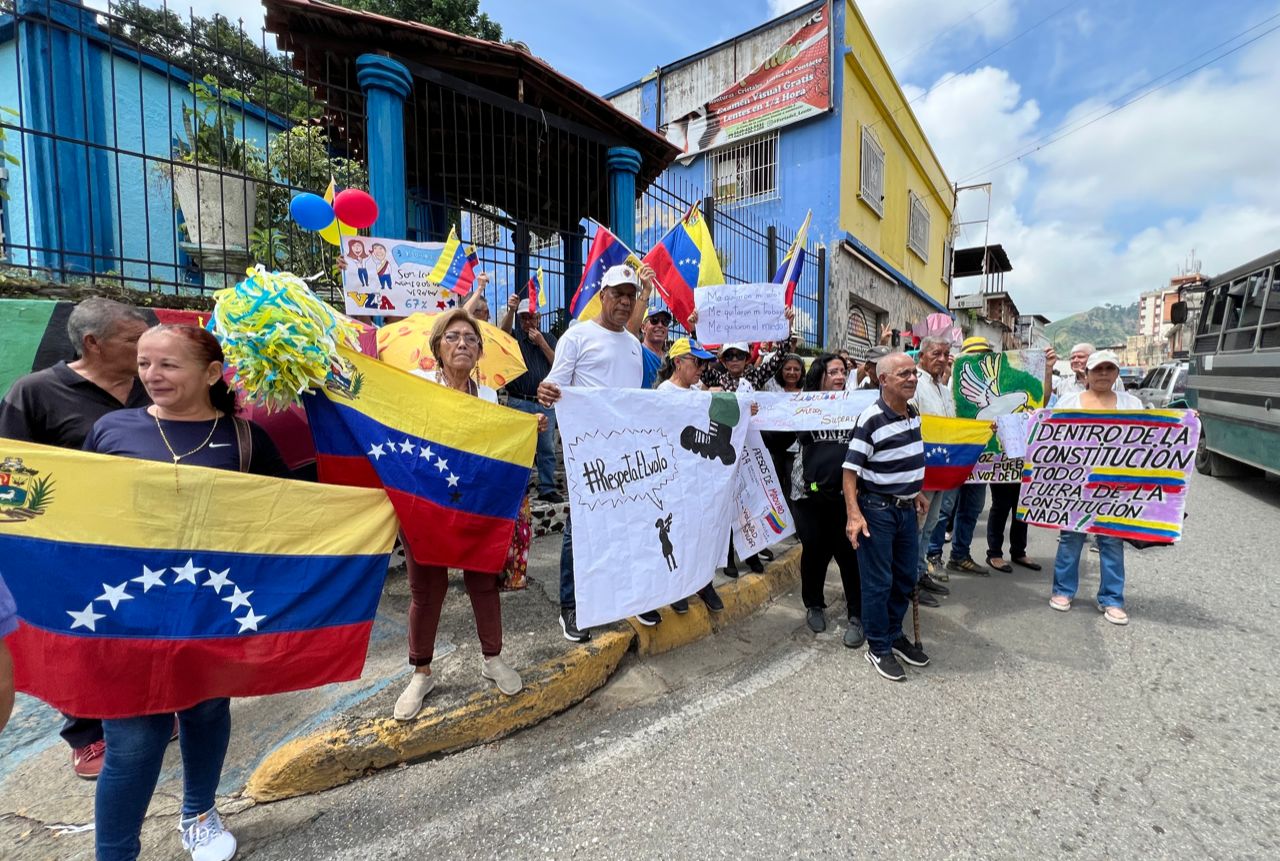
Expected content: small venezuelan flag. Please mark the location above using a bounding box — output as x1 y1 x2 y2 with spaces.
0 440 398 719
305 349 537 574
643 203 725 328
428 226 480 295
772 210 811 306
570 224 638 323
921 415 994 491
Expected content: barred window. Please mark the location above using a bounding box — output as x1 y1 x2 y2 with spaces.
908 191 930 263
859 126 885 217
707 132 779 207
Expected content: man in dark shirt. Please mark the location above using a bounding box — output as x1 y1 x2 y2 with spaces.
842 352 932 683
503 299 561 502
0 297 150 777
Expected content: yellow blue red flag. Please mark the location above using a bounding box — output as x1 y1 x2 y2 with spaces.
643 203 725 328
427 226 480 295
304 349 537 573
920 415 993 490
0 440 397 718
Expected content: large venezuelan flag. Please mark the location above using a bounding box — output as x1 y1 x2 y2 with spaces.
0 440 398 719
305 348 536 573
921 415 993 491
643 204 725 328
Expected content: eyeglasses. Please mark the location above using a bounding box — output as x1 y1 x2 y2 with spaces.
443 333 481 346
889 369 920 379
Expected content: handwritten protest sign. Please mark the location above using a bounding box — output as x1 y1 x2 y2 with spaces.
732 428 796 557
341 236 458 317
953 350 1046 483
556 388 749 627
1019 409 1199 543
749 389 878 432
694 283 789 345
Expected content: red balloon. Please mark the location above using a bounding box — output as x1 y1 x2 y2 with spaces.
332 188 379 230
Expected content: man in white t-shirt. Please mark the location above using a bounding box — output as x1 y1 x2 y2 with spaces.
538 263 654 641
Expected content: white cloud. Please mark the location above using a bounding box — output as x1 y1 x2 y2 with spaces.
856 0 1017 75
909 34 1280 321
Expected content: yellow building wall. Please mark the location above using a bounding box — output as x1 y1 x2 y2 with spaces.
839 0 953 307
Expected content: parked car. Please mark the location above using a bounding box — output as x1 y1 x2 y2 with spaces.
1119 366 1145 390
1134 361 1189 408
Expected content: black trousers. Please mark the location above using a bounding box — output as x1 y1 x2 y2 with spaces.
793 492 861 618
61 714 103 749
986 481 1028 560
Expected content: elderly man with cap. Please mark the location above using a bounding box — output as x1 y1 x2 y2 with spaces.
849 345 894 390
538 262 666 640
842 351 931 681
1053 342 1125 401
503 296 562 502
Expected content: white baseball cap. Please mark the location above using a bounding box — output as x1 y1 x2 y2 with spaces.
516 299 531 314
1085 349 1121 371
718 342 750 357
601 264 639 289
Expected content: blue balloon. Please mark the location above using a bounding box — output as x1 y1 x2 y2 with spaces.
290 193 335 231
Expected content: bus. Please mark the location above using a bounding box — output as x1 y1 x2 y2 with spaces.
1173 247 1280 477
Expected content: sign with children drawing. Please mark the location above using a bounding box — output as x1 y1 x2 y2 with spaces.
951 349 1047 483
555 388 750 628
340 236 457 317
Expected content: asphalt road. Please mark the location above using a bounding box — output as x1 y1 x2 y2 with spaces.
21 472 1280 859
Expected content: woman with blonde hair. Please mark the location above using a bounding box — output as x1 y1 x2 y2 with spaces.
396 309 543 719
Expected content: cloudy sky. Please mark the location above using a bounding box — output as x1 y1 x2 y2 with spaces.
161 0 1278 320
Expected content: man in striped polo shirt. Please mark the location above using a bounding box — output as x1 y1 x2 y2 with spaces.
842 351 932 682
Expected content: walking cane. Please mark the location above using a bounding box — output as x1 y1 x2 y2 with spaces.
912 587 922 649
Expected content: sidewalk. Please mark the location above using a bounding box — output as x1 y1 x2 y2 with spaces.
0 522 800 849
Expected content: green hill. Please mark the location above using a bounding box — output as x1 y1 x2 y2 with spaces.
1045 302 1139 354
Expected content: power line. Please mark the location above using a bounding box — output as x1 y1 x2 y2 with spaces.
957 13 1280 183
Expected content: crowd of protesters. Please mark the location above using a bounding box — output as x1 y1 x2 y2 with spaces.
0 279 1159 859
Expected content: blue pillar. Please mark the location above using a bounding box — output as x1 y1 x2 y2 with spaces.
16 0 115 275
606 146 642 249
357 55 413 240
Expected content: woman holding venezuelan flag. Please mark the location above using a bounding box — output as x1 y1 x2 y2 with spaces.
394 309 544 721
83 324 288 861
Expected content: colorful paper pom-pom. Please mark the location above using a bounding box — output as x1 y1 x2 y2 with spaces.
211 267 363 411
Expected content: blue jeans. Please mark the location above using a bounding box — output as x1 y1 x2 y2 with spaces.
929 483 986 561
95 699 231 861
856 495 920 656
560 512 575 609
509 396 558 496
918 489 955 573
1053 531 1126 608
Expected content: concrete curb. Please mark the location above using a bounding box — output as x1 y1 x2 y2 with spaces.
243 544 800 802
626 544 802 656
244 628 634 802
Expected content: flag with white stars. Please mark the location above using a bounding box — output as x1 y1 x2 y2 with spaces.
304 348 536 574
920 415 996 491
1 440 398 718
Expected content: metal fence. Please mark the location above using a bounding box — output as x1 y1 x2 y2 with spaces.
1 0 824 348
0 0 364 298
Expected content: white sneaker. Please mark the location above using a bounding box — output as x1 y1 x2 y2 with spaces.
481 655 523 695
180 807 236 861
393 671 436 721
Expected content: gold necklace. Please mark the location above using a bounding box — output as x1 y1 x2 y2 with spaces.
153 411 221 492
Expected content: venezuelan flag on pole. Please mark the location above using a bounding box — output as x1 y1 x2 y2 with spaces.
428 226 481 295
0 441 398 719
304 349 536 573
772 210 811 306
921 415 993 491
526 266 546 316
643 203 725 328
569 224 640 322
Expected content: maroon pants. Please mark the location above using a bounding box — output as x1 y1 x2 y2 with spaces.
406 560 502 666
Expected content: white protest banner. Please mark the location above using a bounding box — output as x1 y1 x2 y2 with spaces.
995 413 1030 458
556 387 750 628
732 428 796 557
340 236 457 317
749 389 879 432
694 283 789 345
964 413 1031 483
